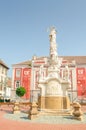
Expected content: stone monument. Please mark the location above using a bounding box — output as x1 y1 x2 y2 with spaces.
38 27 71 115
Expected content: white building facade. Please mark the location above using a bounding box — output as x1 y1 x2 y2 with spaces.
0 59 10 97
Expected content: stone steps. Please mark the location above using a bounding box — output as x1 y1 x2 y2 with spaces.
38 109 72 116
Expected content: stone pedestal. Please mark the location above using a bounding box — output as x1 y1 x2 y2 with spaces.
72 102 83 121
13 102 20 114
28 102 38 120
38 77 71 113
38 96 70 110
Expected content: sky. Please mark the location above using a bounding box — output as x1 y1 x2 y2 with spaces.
0 0 86 76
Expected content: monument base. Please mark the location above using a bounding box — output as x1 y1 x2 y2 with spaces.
38 109 71 116
38 96 71 116
38 96 70 110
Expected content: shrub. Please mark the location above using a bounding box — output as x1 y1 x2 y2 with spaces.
16 86 26 97
0 99 4 102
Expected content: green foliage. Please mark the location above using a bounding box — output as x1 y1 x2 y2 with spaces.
0 99 4 102
16 86 26 97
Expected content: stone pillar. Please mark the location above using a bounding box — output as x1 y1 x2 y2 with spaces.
28 102 38 120
13 102 20 114
38 96 45 109
72 102 83 121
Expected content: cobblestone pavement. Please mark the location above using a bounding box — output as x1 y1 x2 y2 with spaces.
0 105 86 130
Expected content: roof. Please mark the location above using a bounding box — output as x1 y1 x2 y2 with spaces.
60 56 86 65
0 59 9 69
12 56 86 66
12 60 31 66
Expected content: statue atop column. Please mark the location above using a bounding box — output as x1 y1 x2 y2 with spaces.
49 27 56 43
38 26 71 113
49 26 58 66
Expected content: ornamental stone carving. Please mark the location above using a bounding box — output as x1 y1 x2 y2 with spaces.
46 80 62 96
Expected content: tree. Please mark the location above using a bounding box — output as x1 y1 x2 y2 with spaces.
16 86 26 97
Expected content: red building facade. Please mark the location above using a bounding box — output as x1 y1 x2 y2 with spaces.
12 56 86 102
77 68 86 97
13 68 31 99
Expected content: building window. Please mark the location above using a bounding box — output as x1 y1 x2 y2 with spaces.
15 81 20 88
0 84 2 91
1 76 3 83
16 69 21 78
2 66 4 74
5 69 7 75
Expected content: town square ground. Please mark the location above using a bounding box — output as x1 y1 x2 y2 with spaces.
0 104 86 130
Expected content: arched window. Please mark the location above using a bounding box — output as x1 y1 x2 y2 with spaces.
15 81 20 88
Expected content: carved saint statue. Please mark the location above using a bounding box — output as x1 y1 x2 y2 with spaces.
39 65 44 79
49 27 56 43
63 65 69 80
